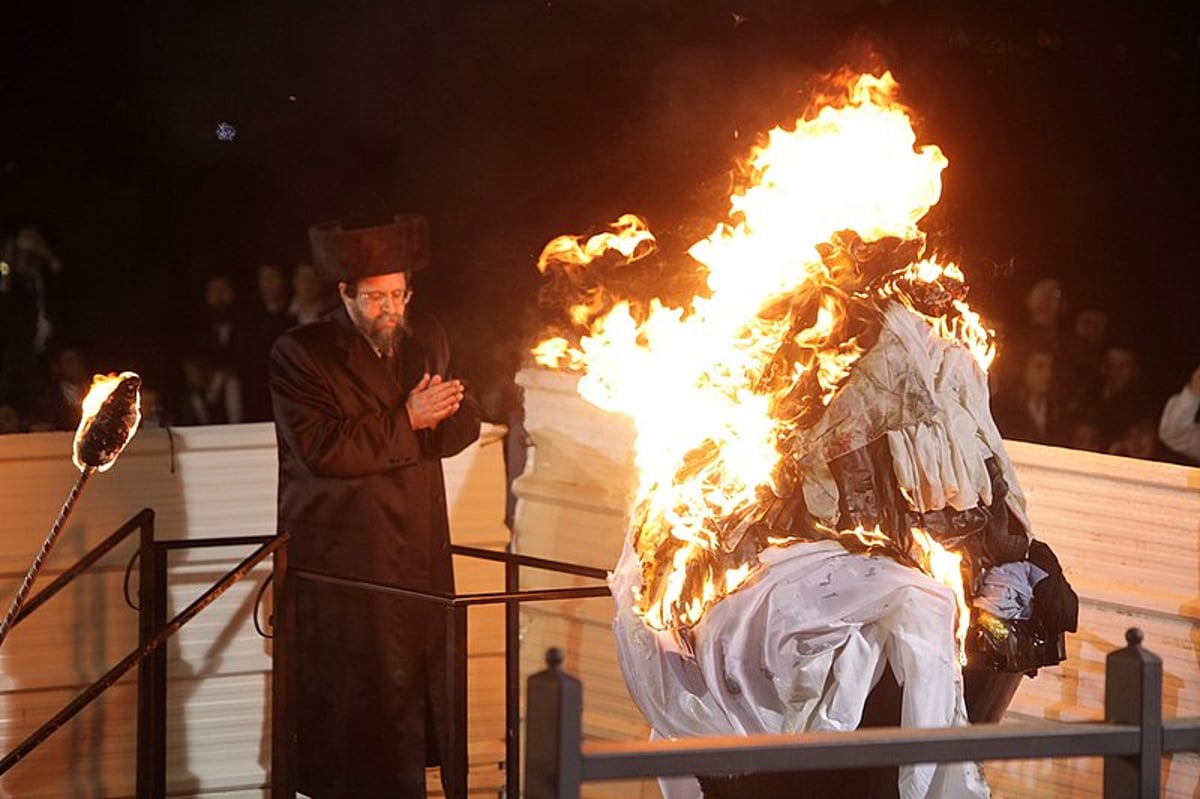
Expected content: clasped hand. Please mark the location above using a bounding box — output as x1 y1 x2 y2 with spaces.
405 373 464 430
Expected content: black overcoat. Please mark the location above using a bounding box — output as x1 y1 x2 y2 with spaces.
269 306 481 798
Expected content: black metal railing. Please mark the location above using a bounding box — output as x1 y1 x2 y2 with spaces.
0 507 289 799
281 543 611 799
525 628 1200 799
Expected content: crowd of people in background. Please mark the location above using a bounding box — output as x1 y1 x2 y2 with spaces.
0 222 1197 468
0 223 341 434
987 276 1199 466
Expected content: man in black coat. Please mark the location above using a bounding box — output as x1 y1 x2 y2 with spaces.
269 214 481 798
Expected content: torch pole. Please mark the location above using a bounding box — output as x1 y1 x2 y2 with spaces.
0 467 95 650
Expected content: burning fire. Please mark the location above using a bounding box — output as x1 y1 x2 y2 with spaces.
536 71 993 637
73 372 143 473
910 528 971 665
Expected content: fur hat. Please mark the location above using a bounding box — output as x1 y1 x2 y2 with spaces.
307 214 431 281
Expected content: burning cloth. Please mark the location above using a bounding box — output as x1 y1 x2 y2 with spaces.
534 72 1077 799
611 294 1011 799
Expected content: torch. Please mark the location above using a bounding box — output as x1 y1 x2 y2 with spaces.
0 372 142 649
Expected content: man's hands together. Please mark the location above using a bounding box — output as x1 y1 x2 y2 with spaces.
406 373 464 430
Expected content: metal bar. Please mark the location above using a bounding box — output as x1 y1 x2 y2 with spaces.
0 535 287 776
526 649 582 799
579 722 1142 781
450 586 611 607
1104 627 1162 798
0 468 93 649
136 518 168 798
451 545 609 580
1163 718 1200 753
14 507 153 627
444 602 469 799
292 568 455 605
504 547 520 799
155 534 276 550
292 568 609 607
269 539 295 799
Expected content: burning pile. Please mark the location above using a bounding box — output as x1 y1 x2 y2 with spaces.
536 72 1074 677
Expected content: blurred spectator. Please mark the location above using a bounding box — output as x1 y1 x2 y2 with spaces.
188 273 256 386
177 352 243 425
1081 344 1153 450
0 225 63 411
289 262 337 325
0 403 22 434
1069 419 1103 452
992 348 1071 446
245 262 298 421
1158 365 1200 464
139 384 169 429
999 277 1063 394
27 344 91 431
1057 308 1108 406
1108 417 1162 460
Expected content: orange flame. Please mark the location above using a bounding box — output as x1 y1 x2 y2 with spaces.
910 528 970 665
536 72 994 633
72 372 142 473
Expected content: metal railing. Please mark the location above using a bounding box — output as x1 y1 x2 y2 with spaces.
526 628 1200 799
0 507 289 799
278 543 611 799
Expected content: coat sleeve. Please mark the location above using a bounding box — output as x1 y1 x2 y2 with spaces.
415 313 482 459
269 333 426 478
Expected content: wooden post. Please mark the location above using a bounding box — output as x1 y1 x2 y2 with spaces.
1104 627 1162 798
526 648 582 799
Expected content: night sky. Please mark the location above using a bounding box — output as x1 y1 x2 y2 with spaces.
3 0 1198 398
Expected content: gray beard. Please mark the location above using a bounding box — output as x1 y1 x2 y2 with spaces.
369 318 407 357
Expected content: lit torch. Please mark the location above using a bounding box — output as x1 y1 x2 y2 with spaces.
0 372 142 648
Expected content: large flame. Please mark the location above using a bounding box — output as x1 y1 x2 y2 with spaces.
537 72 989 633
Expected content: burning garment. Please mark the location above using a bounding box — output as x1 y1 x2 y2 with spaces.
609 289 1022 799
535 71 1077 798
613 540 989 799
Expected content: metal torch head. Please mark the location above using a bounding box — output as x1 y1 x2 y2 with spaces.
72 372 143 472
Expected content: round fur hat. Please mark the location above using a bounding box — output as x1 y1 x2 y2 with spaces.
307 213 431 281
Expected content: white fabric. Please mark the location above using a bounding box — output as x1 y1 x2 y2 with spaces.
1159 383 1200 464
612 539 990 798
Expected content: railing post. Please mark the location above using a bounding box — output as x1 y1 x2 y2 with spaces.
504 549 520 799
526 648 582 799
136 514 167 798
444 601 469 799
270 539 295 799
1104 627 1162 798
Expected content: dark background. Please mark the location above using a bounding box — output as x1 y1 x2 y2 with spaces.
3 0 1197 398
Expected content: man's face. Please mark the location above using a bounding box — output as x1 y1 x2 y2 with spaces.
206 276 236 316
258 264 287 301
340 272 410 354
1102 348 1138 391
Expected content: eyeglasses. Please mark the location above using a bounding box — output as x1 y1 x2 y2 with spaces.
357 288 413 308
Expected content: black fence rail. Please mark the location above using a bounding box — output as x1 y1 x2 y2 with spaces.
526 628 1200 799
277 543 611 799
0 507 289 799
